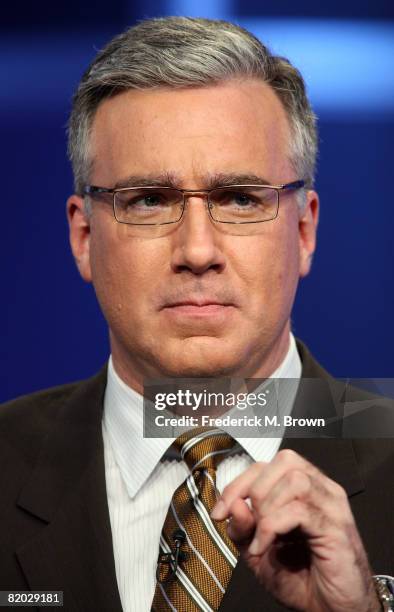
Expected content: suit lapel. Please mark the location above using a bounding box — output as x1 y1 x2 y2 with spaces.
15 368 123 612
219 341 365 611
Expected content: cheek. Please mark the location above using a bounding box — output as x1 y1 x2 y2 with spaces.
89 226 166 318
230 226 300 314
88 225 130 317
89 245 126 324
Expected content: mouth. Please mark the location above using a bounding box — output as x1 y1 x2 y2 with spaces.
161 299 236 319
166 299 230 307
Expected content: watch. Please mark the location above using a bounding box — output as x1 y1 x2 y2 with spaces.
373 575 394 612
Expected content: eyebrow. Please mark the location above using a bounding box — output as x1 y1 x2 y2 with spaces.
113 172 179 189
205 173 273 189
112 171 273 190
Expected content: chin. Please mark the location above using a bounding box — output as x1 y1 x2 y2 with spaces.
157 339 242 378
161 363 237 379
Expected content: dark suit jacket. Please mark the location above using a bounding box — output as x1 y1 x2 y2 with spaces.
1 341 393 611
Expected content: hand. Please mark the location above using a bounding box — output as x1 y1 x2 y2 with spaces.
211 449 380 612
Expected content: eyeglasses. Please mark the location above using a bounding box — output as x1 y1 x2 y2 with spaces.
83 181 305 227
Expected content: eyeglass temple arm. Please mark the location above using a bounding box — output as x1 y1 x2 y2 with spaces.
281 180 305 191
84 186 114 195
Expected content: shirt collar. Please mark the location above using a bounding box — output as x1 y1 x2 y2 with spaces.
103 332 301 499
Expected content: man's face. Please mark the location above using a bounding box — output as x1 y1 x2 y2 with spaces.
68 79 318 390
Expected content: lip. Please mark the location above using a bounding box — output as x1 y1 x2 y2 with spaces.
162 300 235 318
164 300 231 308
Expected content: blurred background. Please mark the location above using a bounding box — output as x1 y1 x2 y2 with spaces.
1 0 393 402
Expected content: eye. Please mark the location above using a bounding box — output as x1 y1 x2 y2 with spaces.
231 192 256 207
214 190 259 208
116 189 174 212
130 192 167 208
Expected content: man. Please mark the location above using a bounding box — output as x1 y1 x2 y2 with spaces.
1 16 393 612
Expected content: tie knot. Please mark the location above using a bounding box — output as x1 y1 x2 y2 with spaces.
174 427 236 472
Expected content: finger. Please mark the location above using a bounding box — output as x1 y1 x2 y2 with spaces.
255 469 312 518
211 461 266 519
247 493 352 558
226 498 256 546
254 470 351 534
212 450 314 520
248 500 311 556
212 450 330 522
247 450 320 508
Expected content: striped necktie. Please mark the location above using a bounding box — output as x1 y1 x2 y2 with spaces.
151 428 239 612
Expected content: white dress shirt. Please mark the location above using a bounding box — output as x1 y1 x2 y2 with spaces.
102 333 302 612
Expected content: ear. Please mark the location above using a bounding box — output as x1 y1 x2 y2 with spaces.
299 190 319 278
66 194 92 283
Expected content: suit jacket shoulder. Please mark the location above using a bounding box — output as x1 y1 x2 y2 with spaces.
1 381 81 460
0 370 107 468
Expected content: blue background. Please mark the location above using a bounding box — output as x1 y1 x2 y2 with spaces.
1 0 393 402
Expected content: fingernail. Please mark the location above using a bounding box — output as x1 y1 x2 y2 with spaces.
211 500 226 520
248 537 260 555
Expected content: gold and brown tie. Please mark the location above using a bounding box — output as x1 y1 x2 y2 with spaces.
152 428 239 612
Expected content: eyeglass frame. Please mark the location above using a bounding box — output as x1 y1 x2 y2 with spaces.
83 180 305 226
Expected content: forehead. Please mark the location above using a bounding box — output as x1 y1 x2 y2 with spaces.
89 78 293 185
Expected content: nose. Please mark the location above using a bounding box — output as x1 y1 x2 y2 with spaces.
170 195 226 275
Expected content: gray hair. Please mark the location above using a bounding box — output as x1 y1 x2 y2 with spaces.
68 16 318 202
